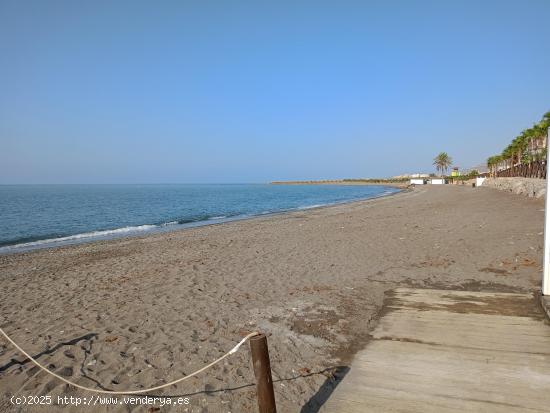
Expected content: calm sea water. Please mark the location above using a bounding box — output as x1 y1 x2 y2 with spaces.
0 184 399 253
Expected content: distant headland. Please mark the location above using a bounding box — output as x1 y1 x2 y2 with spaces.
270 178 410 187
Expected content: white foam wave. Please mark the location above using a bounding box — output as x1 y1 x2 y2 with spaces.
161 221 179 226
297 204 324 210
0 224 158 252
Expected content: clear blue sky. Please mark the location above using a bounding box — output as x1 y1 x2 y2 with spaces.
1 0 549 184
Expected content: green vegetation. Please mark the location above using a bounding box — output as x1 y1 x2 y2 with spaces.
433 152 453 176
487 111 550 175
450 169 479 181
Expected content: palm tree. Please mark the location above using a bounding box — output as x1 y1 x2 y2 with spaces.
433 152 452 177
502 145 513 169
487 155 502 176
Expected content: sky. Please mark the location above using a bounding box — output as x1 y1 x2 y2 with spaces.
1 0 549 184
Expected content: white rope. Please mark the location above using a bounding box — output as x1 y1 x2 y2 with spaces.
0 327 259 395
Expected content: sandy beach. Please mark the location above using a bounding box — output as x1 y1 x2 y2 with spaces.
0 185 545 412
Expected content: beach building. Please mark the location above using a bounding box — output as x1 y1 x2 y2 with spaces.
528 135 547 158
410 178 427 185
430 178 446 185
408 173 430 185
450 167 460 177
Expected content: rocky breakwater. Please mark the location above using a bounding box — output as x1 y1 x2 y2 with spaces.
481 177 546 198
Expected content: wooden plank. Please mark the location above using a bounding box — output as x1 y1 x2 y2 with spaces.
321 288 550 412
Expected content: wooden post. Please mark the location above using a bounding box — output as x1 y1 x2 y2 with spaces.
249 333 277 413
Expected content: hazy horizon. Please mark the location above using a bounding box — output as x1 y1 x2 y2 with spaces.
1 0 549 184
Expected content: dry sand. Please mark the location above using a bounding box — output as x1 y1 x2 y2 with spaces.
0 185 545 412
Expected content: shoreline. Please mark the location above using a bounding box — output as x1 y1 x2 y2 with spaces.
0 185 544 412
0 185 403 256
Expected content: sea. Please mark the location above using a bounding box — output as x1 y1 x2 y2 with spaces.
0 184 400 254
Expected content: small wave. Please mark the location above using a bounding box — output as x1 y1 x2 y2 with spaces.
209 215 227 220
0 224 158 252
161 221 179 226
297 204 325 210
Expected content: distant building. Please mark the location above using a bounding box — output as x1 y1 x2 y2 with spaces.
464 164 489 175
394 173 430 179
411 177 448 185
528 137 546 158
475 177 486 187
450 167 460 177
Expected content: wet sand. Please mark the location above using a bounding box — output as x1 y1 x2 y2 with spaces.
0 185 545 412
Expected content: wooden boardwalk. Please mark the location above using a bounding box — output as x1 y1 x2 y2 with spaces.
322 288 550 412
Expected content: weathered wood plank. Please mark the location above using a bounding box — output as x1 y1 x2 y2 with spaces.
321 288 550 412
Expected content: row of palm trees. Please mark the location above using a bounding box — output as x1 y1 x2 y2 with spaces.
487 112 550 176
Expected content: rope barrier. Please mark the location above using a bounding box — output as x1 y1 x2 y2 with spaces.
0 327 259 395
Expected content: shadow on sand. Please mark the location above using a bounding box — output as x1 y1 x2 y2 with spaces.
0 333 97 373
299 365 349 412
143 365 349 412
2 334 348 412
